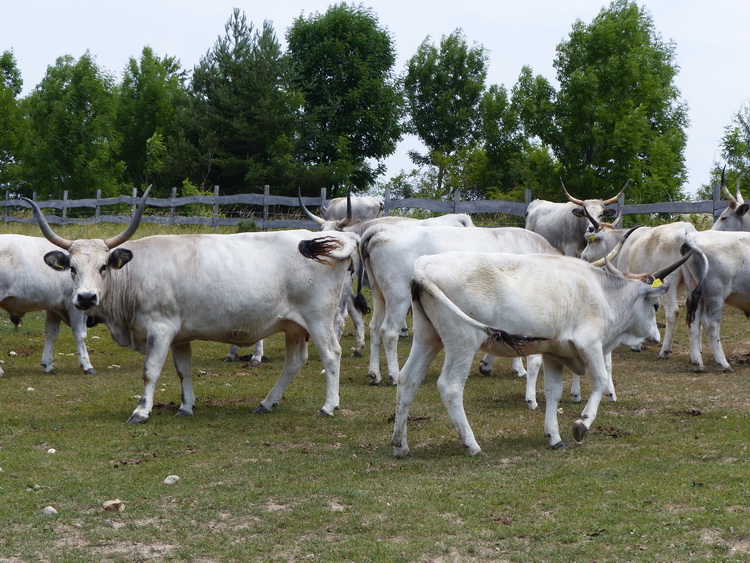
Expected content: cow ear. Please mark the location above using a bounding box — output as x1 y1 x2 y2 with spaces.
44 250 70 271
738 204 749 217
108 248 133 269
571 207 585 217
601 208 617 218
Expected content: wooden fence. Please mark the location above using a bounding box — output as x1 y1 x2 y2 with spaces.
2 182 729 231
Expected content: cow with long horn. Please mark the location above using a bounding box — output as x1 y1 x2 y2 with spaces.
24 188 360 423
525 180 629 256
712 167 750 231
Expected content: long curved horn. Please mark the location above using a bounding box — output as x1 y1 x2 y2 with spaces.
720 166 736 204
560 179 583 205
103 186 151 248
650 250 693 284
334 188 354 230
298 188 326 226
581 204 600 232
736 178 744 205
590 225 642 267
603 180 630 205
21 197 73 250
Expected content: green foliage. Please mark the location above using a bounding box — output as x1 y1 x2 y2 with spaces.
236 219 261 232
0 51 26 190
116 47 187 193
512 0 688 203
288 2 403 196
22 53 124 199
404 30 487 196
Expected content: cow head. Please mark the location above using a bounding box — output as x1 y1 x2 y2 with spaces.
298 188 353 231
579 204 629 262
23 188 150 311
712 169 749 231
562 179 628 223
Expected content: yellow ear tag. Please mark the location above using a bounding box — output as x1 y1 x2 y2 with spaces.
651 278 663 288
587 236 597 243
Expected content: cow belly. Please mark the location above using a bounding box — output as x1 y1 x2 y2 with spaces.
725 292 750 315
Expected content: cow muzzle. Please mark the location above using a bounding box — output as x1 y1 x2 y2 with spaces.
75 292 99 310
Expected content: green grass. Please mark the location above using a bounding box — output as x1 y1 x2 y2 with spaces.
0 222 749 560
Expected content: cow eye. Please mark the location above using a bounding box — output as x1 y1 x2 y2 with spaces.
99 265 107 275
654 303 660 313
70 266 77 277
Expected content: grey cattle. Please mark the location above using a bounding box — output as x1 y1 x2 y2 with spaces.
525 182 628 256
392 250 689 456
24 191 359 423
0 234 96 376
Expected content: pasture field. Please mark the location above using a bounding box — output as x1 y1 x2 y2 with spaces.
0 223 749 561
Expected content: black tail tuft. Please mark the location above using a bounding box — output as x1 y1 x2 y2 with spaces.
353 292 370 315
685 283 702 327
485 327 549 354
298 237 343 263
10 315 21 327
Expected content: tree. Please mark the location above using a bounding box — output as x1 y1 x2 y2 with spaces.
115 47 187 192
186 9 301 194
287 3 403 196
22 53 123 199
513 0 688 202
404 30 487 197
0 51 26 191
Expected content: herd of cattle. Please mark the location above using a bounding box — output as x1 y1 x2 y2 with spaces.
3 180 749 455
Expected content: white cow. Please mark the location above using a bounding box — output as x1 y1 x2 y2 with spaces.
24 192 359 423
580 212 697 359
525 181 628 256
392 250 689 456
712 178 750 231
359 225 560 385
681 230 750 372
0 234 96 376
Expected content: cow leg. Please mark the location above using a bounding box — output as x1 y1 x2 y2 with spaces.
172 342 195 416
367 288 387 384
250 340 264 366
346 296 366 358
524 354 543 410
255 331 310 414
511 357 526 377
309 322 343 416
70 309 95 374
392 306 443 458
128 332 173 424
658 287 679 359
570 374 582 403
703 300 732 372
41 311 61 373
689 299 705 370
437 347 482 455
604 351 616 402
572 349 608 443
382 304 411 385
478 354 494 376
543 358 566 449
223 344 240 362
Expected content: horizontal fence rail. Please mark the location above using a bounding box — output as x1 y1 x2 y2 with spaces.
3 182 729 231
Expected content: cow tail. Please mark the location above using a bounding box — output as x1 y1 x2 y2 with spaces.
681 238 708 327
411 266 548 355
353 258 370 315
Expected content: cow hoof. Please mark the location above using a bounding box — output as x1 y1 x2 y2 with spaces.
175 409 193 417
469 449 487 458
550 442 567 451
126 414 148 424
478 361 492 377
571 394 581 403
572 421 589 443
526 399 538 410
250 359 262 367
352 351 362 358
722 366 735 373
658 351 671 359
252 404 272 414
318 408 334 417
222 356 235 363
84 368 97 374
367 374 382 386
693 365 706 373
393 448 412 459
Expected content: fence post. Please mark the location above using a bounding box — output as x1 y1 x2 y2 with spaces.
384 187 390 216
320 188 327 212
169 187 177 224
212 185 220 232
263 185 270 230
712 180 722 223
131 188 137 219
4 190 8 225
453 189 461 213
62 191 68 221
95 189 101 223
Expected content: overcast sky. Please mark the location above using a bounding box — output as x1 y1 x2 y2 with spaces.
3 0 748 197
